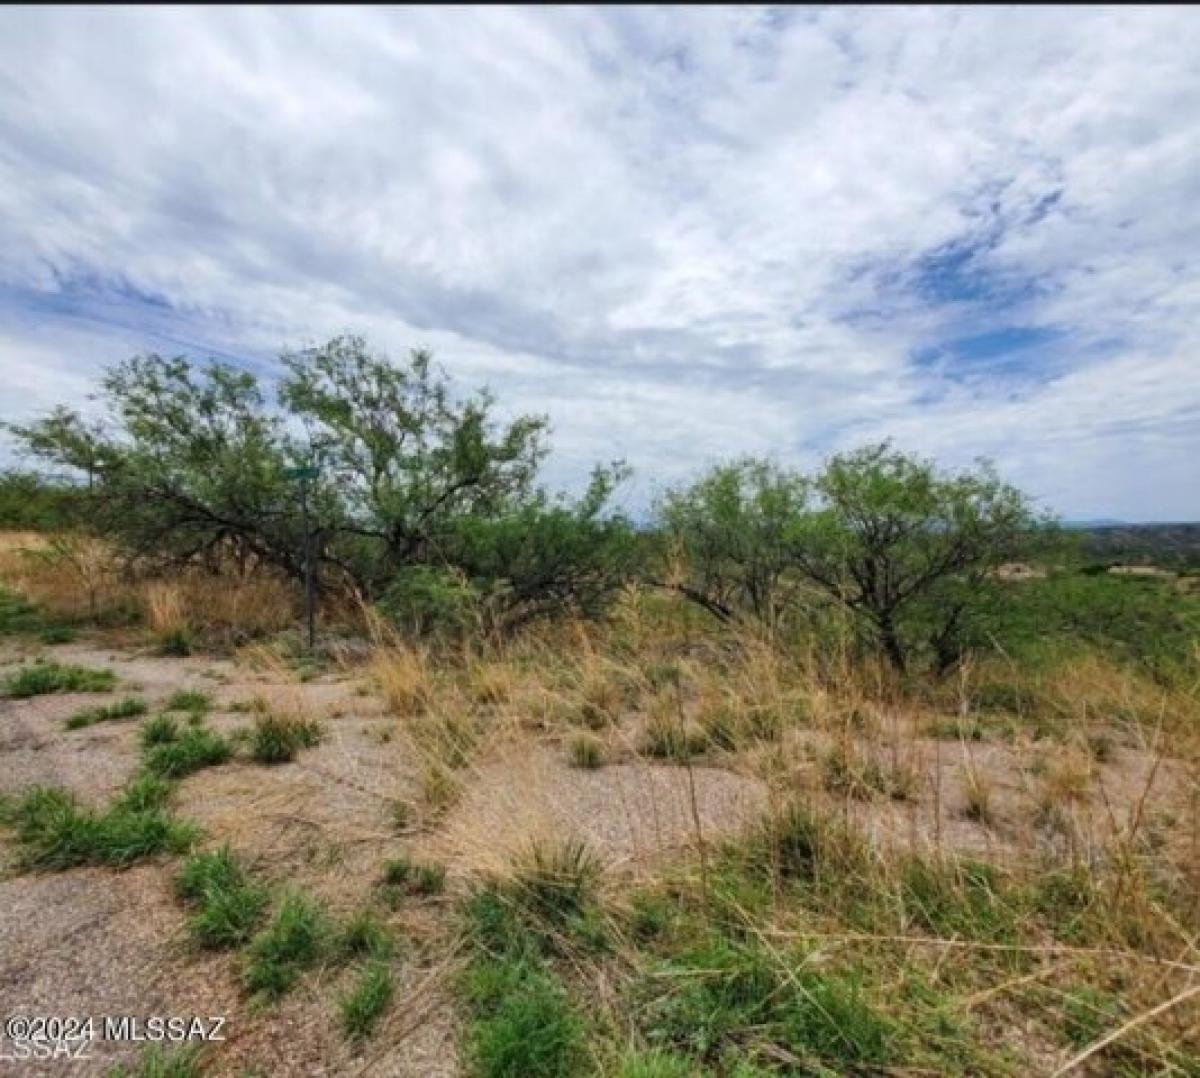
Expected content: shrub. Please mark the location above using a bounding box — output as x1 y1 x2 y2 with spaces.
5 660 116 697
157 628 194 657
65 696 148 730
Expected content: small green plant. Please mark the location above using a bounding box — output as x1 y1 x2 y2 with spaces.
567 733 606 769
249 712 323 765
140 714 181 747
0 587 41 635
157 628 194 657
510 838 602 929
380 856 446 903
175 846 268 950
339 908 394 960
339 959 394 1041
143 727 231 779
165 689 211 715
243 891 330 999
463 956 585 1078
65 696 148 730
1 784 195 870
5 660 116 697
39 625 77 645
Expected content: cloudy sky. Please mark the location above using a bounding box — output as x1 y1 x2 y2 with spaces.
1 6 1197 520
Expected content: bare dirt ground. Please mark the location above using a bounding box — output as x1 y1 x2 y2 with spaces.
0 638 1191 1075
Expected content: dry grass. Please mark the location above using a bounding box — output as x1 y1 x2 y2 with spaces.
1 544 1197 1075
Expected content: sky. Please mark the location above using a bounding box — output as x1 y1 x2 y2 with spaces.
0 6 1197 521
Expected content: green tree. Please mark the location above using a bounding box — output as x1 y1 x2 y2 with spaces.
278 335 548 593
657 458 811 625
796 443 1044 673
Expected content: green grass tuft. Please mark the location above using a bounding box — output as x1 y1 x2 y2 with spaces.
65 695 148 730
5 660 116 697
243 891 330 999
2 784 195 870
140 714 181 747
463 956 585 1078
175 846 268 950
339 959 394 1041
248 712 323 765
164 689 211 715
142 726 231 779
380 856 446 900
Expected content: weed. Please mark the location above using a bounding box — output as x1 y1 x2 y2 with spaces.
175 846 268 950
339 959 394 1041
5 660 116 697
640 713 706 763
390 799 414 831
2 784 195 870
338 908 394 959
39 625 77 645
143 727 231 779
380 856 446 902
65 695 148 730
140 714 180 747
243 891 330 999
249 712 323 764
567 732 606 769
164 690 211 715
463 956 585 1078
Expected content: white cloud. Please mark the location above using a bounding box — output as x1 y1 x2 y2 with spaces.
0 5 1196 519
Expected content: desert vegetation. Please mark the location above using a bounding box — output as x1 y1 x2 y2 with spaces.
0 339 1196 1075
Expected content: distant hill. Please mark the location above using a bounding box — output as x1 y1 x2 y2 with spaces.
1074 522 1200 567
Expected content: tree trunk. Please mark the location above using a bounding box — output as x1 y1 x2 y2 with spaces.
878 615 907 674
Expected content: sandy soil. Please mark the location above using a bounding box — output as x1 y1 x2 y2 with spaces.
0 637 1191 1075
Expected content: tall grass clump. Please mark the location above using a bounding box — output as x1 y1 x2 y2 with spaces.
142 727 231 779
